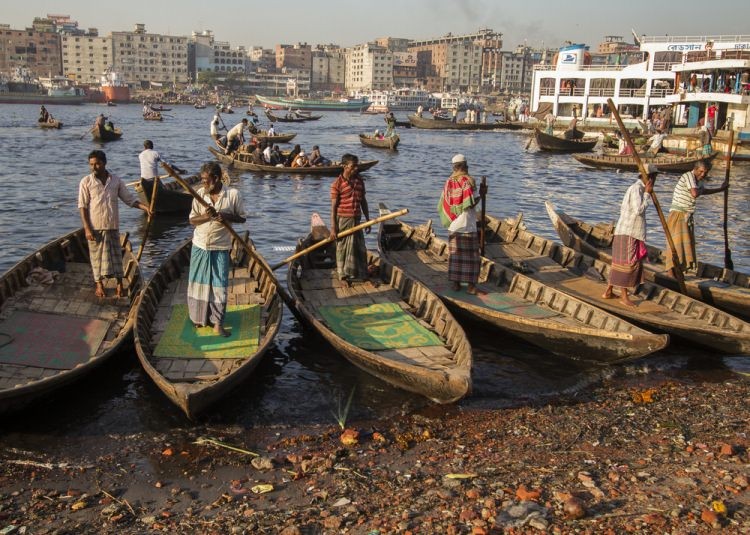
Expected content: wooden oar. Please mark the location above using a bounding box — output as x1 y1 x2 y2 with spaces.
606 98 687 294
722 130 735 270
479 176 487 256
270 209 409 271
161 162 299 316
135 176 160 262
525 134 534 151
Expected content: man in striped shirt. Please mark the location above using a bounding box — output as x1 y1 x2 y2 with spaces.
665 161 728 277
331 154 369 281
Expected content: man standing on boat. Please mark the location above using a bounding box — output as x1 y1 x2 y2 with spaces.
330 154 370 282
384 112 397 137
139 140 184 180
665 161 727 278
438 154 487 295
601 165 656 307
78 150 152 299
225 118 248 155
187 162 246 337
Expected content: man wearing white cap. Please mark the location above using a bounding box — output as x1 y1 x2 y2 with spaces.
438 154 487 295
602 165 657 307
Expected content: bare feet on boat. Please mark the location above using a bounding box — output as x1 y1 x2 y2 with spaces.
94 283 106 299
114 284 124 298
214 325 231 337
466 284 487 296
601 285 614 299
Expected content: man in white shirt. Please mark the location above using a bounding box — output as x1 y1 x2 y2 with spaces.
225 118 248 155
138 140 183 179
267 124 275 137
79 150 152 298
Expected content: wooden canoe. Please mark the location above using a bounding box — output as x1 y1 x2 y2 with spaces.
545 201 750 321
208 147 378 175
533 128 597 152
377 210 668 364
133 234 282 419
408 114 524 131
286 215 472 403
573 151 718 173
359 134 400 150
253 132 297 143
265 110 322 122
0 230 141 414
38 119 62 129
92 128 123 142
143 113 163 121
478 212 750 354
135 175 202 215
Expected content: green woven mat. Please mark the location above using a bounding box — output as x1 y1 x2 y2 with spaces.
437 285 558 319
0 311 110 370
154 304 260 359
318 302 443 351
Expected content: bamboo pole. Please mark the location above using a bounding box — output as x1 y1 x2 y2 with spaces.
135 177 160 262
722 130 735 270
607 98 687 294
270 209 409 271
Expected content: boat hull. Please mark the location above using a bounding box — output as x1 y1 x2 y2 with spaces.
359 134 400 150
408 114 524 130
573 151 718 173
136 175 202 215
533 128 597 152
209 147 378 175
0 93 85 105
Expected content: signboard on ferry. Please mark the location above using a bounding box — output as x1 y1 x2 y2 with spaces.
666 42 750 51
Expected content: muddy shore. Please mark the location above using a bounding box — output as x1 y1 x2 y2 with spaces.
0 372 747 534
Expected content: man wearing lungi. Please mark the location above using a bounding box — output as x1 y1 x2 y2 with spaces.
79 150 151 299
187 162 246 337
665 161 727 278
602 165 656 307
330 153 370 282
438 154 487 295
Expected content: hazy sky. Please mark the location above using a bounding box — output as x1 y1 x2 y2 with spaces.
4 0 749 51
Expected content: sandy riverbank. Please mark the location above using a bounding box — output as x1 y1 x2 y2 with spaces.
0 373 747 534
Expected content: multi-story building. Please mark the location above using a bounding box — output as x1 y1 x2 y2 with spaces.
495 45 537 95
0 23 62 78
275 43 311 72
310 45 345 93
249 47 276 72
60 29 112 84
245 70 310 97
392 51 418 87
345 43 393 92
111 24 188 85
408 29 496 92
374 37 410 53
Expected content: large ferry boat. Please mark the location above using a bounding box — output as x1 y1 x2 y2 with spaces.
356 88 431 113
255 94 370 112
530 34 750 144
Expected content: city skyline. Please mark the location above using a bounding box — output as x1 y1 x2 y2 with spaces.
4 0 750 52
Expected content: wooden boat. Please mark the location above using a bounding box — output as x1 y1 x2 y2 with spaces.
477 212 750 354
265 110 321 122
92 128 123 142
38 119 62 129
0 229 141 414
143 113 163 121
573 151 719 173
194 103 206 109
135 175 202 215
377 211 668 364
359 133 400 150
106 101 117 107
150 105 171 112
545 201 750 321
533 128 597 152
394 120 412 128
286 215 472 403
134 234 282 419
408 114 524 130
208 147 378 175
253 132 297 143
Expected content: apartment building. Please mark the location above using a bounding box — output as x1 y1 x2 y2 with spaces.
345 43 393 92
60 30 111 84
111 24 188 84
0 23 62 77
275 43 311 72
408 30 488 92
310 45 345 92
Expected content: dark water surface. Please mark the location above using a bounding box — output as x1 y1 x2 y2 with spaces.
0 104 748 443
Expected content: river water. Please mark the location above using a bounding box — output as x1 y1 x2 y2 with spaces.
0 104 748 442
